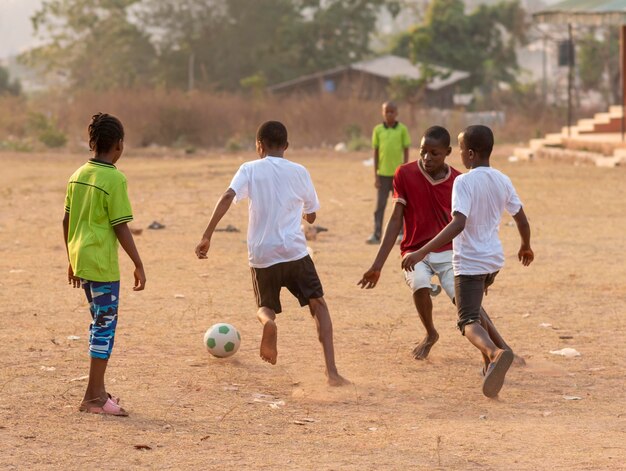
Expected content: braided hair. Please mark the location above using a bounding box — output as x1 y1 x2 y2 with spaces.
88 113 124 154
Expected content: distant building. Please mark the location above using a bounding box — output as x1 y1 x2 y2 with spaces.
268 55 470 108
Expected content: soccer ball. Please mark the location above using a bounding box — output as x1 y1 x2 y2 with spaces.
203 323 241 358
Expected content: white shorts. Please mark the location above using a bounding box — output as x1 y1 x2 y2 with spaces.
403 250 455 300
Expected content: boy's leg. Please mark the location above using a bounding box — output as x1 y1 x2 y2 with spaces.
405 259 439 359
81 280 126 414
257 307 278 365
308 297 349 386
372 176 393 241
411 288 439 360
455 274 513 397
251 266 282 365
479 308 525 366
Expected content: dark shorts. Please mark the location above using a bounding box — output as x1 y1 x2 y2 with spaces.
250 255 324 314
454 272 499 334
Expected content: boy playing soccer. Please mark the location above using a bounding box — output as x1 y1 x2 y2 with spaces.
63 113 146 416
367 101 410 244
401 125 533 397
195 121 349 387
359 126 516 363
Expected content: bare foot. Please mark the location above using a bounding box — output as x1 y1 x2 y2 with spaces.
512 353 526 367
260 320 278 365
411 333 439 360
327 372 351 387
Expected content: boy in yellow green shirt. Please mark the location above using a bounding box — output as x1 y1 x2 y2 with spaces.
368 101 411 244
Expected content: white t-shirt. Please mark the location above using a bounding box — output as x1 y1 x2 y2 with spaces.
451 166 522 275
229 156 320 268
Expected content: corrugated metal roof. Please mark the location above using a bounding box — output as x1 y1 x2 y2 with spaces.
351 55 470 90
534 0 626 24
268 55 469 92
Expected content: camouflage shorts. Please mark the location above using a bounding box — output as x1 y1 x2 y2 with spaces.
82 280 120 359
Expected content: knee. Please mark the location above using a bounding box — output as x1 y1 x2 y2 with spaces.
309 296 327 313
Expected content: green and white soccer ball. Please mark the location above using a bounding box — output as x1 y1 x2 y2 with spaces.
204 323 241 358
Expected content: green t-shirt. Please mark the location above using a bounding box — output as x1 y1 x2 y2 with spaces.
64 159 133 282
371 122 411 177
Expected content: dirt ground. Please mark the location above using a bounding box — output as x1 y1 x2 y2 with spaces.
1 146 625 470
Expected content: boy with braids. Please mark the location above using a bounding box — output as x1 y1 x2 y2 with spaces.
63 113 146 416
195 121 349 386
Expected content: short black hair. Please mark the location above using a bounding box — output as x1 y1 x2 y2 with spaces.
88 113 124 154
423 125 450 147
256 121 288 149
462 125 494 158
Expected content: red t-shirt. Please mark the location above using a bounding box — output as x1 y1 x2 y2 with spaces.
393 161 461 256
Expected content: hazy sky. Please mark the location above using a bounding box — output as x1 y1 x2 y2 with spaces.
0 0 42 59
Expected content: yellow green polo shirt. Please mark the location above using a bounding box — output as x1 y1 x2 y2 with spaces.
372 121 411 177
64 159 133 282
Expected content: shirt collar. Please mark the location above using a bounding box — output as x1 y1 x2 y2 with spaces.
383 121 399 129
89 158 116 168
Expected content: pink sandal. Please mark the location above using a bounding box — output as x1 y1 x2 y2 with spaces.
81 398 128 416
107 393 120 404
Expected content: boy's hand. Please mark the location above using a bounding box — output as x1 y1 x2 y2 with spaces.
195 238 211 259
518 245 534 266
358 267 381 289
401 250 425 271
67 264 81 288
133 265 146 291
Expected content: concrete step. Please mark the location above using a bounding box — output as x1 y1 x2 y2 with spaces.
612 147 626 158
544 133 565 143
609 105 623 117
593 112 611 124
576 118 596 132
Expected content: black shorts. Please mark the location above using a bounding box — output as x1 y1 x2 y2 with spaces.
454 272 499 334
250 255 324 314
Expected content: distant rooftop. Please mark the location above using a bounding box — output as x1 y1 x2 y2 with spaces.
268 55 470 92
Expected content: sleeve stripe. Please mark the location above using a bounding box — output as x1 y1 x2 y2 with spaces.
393 197 407 206
110 215 133 225
64 206 70 212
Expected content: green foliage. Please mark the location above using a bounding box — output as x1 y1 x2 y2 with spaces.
578 27 620 106
0 66 21 96
26 0 157 90
395 0 527 93
28 112 67 148
240 74 268 100
225 135 245 153
0 137 34 152
344 123 369 151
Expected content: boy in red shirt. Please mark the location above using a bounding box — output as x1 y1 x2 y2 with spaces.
358 126 516 364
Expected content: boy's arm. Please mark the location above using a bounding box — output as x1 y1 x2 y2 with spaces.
513 207 533 266
303 212 316 224
358 202 404 289
401 212 466 271
195 188 236 259
373 148 380 188
63 212 81 288
403 147 409 164
113 223 146 291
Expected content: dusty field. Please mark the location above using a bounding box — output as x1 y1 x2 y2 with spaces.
1 147 625 470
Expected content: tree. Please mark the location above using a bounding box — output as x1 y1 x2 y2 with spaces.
395 0 527 94
0 66 21 96
141 0 400 90
26 0 157 90
578 27 620 107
